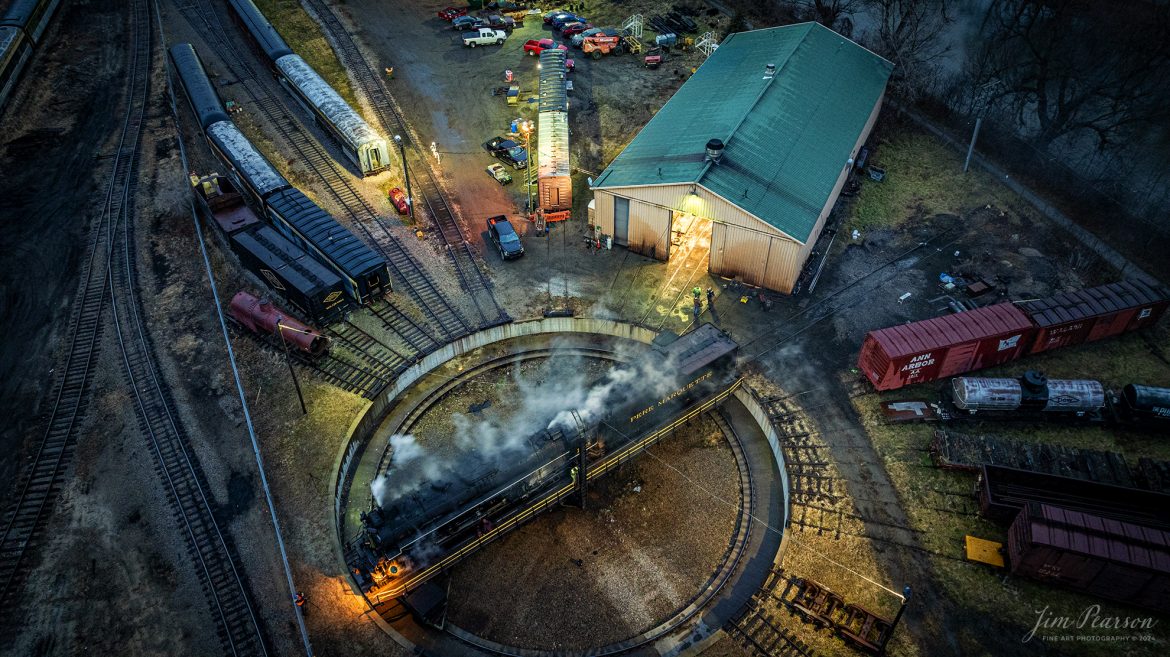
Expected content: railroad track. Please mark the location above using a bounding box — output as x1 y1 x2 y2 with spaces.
176 0 472 342
0 0 154 612
109 2 268 654
727 599 819 657
369 300 440 354
302 0 508 326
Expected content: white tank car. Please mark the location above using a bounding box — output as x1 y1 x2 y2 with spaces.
275 54 390 176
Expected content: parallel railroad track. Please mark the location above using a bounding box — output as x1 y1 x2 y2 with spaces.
302 0 508 326
176 0 472 342
113 1 268 654
0 0 151 612
368 300 440 354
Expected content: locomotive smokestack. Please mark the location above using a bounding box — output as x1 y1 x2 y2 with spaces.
705 138 724 164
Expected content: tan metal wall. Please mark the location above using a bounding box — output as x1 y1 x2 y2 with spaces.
710 221 803 292
798 91 887 267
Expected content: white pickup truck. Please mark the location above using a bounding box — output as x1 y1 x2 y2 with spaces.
462 27 507 47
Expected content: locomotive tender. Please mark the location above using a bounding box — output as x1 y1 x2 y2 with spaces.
350 325 740 600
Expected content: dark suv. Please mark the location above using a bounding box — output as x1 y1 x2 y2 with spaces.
487 216 525 260
483 136 528 169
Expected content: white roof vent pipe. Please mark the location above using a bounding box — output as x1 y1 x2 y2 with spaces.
705 138 725 164
763 63 776 79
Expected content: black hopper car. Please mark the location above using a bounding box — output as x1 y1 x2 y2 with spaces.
0 0 62 111
349 324 740 600
168 42 390 306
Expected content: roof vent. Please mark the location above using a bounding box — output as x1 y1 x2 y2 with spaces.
705 138 725 164
763 63 776 79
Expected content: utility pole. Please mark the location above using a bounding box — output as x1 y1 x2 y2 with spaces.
275 319 307 415
394 134 413 220
963 117 982 173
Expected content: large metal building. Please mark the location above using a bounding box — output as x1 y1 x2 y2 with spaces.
590 22 893 293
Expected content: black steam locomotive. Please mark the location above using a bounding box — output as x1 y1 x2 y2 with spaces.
348 325 739 599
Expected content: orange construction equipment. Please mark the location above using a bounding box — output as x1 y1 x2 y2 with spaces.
582 34 624 59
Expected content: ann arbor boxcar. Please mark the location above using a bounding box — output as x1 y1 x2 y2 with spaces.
859 303 1035 391
859 280 1170 391
226 0 391 176
1008 503 1170 613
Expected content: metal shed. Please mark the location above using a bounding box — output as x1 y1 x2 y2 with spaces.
275 54 390 175
590 23 892 293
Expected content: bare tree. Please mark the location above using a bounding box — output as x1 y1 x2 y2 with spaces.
795 0 863 36
862 0 953 100
971 0 1170 149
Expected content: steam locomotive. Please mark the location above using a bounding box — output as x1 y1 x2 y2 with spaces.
348 325 739 600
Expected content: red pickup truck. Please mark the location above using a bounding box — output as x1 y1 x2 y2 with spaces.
523 38 567 56
437 7 468 21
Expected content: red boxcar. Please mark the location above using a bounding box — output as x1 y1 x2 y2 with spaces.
1022 280 1170 354
1008 503 1170 613
858 303 1035 391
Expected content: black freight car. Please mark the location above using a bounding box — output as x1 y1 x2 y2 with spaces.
1120 384 1170 424
352 325 740 598
230 225 350 325
263 188 389 305
0 0 62 111
1008 502 1170 613
977 464 1170 529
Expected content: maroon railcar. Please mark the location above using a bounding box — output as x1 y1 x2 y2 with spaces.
1022 280 1170 354
1008 503 1170 613
228 291 329 357
858 303 1035 391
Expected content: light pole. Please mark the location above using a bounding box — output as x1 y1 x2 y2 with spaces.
274 319 307 415
393 134 413 220
519 120 534 219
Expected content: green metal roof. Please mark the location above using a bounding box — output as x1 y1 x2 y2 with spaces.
593 22 893 242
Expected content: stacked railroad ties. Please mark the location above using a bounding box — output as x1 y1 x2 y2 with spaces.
857 279 1170 612
536 48 572 223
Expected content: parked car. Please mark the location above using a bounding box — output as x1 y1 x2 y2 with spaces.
438 7 468 21
544 10 573 24
483 136 528 169
484 14 516 31
388 187 408 214
572 27 617 48
551 13 586 30
452 15 486 30
487 216 525 260
561 22 593 37
486 163 513 185
523 37 567 56
463 28 508 47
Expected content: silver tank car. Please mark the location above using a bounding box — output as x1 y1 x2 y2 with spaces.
952 375 1105 413
275 54 390 176
206 121 289 201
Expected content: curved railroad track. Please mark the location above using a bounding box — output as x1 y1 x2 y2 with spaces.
106 2 269 654
302 0 509 327
0 0 152 612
